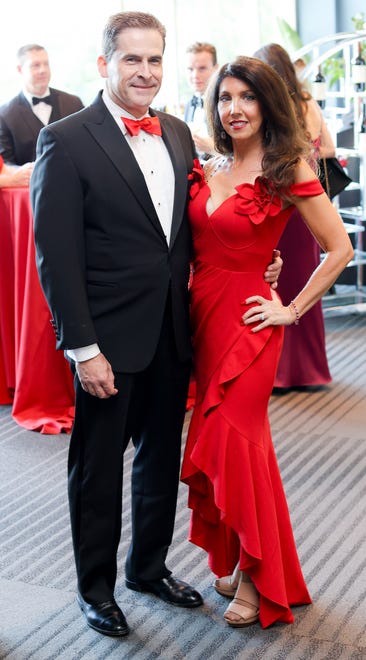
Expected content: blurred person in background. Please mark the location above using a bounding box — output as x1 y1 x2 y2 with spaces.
184 41 218 161
0 44 83 166
254 43 336 392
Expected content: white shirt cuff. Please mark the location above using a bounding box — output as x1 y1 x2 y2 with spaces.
66 344 100 362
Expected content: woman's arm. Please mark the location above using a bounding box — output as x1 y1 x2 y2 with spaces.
243 159 353 330
0 161 33 188
304 97 336 159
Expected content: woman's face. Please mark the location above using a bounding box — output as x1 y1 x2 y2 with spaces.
218 76 264 143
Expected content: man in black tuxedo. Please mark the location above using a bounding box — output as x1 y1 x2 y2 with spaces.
183 42 218 161
0 43 83 165
31 11 281 638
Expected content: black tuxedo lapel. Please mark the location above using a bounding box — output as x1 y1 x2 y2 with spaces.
157 112 188 249
83 96 190 248
49 91 62 122
18 92 44 134
85 101 166 242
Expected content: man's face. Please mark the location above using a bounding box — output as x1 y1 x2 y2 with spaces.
18 49 51 96
98 28 164 117
186 51 217 95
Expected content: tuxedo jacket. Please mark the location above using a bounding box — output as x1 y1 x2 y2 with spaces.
31 92 196 373
0 88 84 165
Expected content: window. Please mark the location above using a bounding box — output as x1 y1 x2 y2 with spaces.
0 0 295 109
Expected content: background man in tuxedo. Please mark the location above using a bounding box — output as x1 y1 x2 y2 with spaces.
31 11 281 638
0 43 83 165
184 41 218 161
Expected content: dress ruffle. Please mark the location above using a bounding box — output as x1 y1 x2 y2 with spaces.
182 329 311 628
183 407 311 627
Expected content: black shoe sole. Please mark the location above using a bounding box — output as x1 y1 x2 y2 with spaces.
77 595 129 636
125 578 203 608
85 620 129 637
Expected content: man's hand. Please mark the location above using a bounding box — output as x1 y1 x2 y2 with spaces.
11 162 34 186
1 161 34 187
76 353 118 399
191 132 215 156
264 249 282 290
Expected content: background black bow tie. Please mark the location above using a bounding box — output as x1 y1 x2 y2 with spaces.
191 96 204 109
32 95 52 106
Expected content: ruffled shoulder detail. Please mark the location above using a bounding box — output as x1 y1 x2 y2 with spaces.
235 177 282 225
188 158 206 199
289 179 324 197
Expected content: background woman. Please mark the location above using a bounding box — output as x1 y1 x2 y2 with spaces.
253 43 336 392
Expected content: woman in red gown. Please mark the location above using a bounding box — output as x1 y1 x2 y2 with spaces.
181 56 353 629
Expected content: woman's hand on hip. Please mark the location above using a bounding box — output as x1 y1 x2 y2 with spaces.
241 290 295 332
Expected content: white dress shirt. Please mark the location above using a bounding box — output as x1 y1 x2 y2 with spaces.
67 88 176 363
24 89 52 125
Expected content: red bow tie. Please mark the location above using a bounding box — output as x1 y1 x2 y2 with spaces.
122 115 162 137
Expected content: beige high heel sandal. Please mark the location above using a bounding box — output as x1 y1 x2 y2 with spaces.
213 562 240 598
223 574 259 628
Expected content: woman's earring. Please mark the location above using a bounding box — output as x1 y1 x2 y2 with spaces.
265 128 271 143
220 130 227 140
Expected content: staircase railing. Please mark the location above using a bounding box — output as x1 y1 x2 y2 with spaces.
293 31 366 147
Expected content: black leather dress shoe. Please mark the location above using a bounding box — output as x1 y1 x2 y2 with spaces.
125 575 203 608
77 593 129 636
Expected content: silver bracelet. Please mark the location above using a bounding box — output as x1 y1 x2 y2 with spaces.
290 300 300 325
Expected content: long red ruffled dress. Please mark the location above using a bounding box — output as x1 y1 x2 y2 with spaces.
181 175 322 628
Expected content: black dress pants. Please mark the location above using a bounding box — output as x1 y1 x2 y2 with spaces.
68 305 191 603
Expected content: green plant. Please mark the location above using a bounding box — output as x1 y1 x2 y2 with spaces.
351 12 365 31
351 13 366 59
276 17 304 55
322 56 345 89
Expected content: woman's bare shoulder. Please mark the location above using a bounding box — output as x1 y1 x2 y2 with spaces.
294 157 318 183
305 97 322 130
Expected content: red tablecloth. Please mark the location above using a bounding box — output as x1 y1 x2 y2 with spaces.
0 187 75 433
